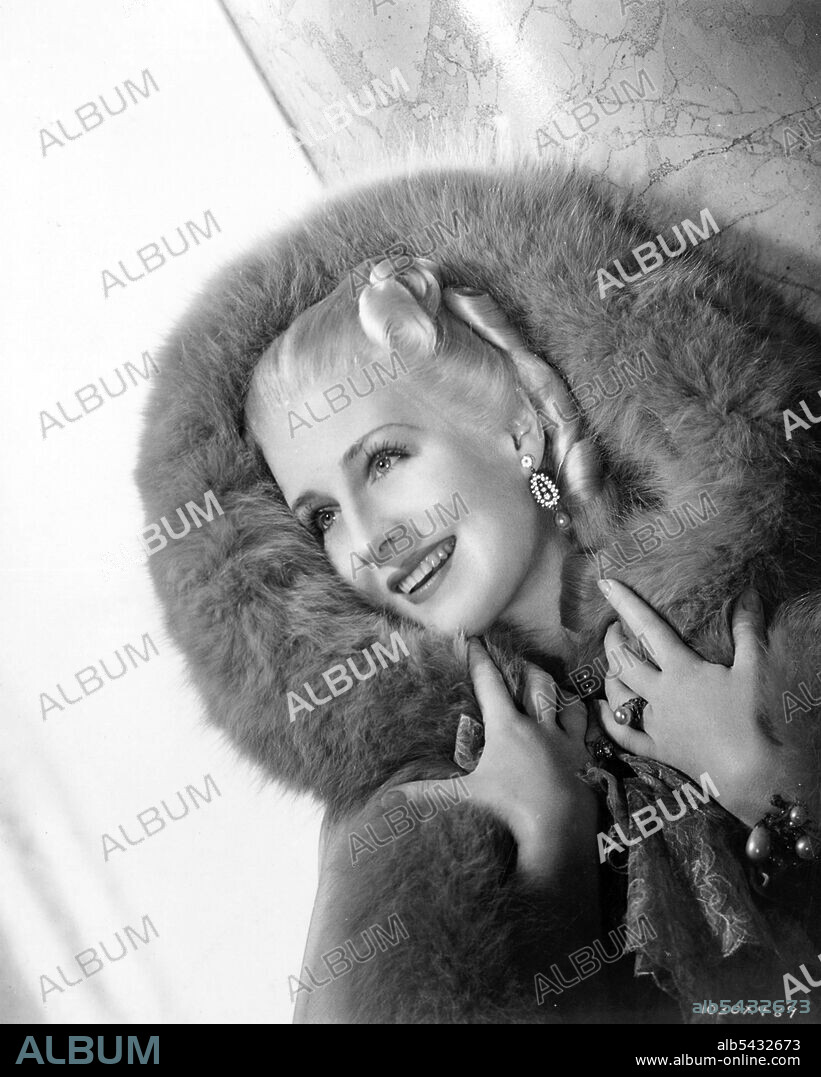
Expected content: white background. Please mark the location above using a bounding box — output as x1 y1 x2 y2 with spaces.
0 0 322 1024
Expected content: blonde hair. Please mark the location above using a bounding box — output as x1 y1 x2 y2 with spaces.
245 256 602 515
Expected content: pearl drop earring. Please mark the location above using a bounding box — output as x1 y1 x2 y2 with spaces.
520 453 572 530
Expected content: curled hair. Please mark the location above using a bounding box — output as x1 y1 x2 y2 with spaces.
248 255 601 504
245 255 606 631
245 255 523 442
357 258 441 359
247 252 602 507
356 257 603 511
440 286 603 510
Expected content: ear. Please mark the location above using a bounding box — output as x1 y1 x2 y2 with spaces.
509 392 546 460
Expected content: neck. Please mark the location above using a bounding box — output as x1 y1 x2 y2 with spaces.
500 519 575 662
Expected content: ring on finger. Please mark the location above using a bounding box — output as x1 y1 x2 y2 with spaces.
613 696 648 731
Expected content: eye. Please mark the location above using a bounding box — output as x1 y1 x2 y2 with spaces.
368 442 408 481
312 508 337 535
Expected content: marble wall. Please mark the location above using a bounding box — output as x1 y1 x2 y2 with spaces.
222 0 821 321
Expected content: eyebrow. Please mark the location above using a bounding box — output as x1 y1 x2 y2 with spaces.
290 492 317 518
290 423 419 516
340 423 417 466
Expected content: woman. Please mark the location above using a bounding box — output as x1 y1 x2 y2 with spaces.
137 160 821 1022
243 252 821 1022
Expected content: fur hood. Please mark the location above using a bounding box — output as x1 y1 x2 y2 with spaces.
136 161 821 816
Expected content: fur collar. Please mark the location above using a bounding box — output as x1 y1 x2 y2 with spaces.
136 160 821 814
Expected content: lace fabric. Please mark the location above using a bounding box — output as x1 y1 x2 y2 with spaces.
584 755 817 1022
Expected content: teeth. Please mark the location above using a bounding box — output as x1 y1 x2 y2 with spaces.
397 539 455 595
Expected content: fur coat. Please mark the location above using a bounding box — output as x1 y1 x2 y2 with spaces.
136 160 821 1022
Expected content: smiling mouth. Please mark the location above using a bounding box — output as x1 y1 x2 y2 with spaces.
392 536 457 595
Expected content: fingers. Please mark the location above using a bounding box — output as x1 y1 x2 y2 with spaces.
597 578 694 670
555 694 589 738
604 622 659 698
468 638 519 734
596 698 655 757
521 661 557 724
731 588 766 673
602 669 657 751
521 661 587 738
602 667 632 715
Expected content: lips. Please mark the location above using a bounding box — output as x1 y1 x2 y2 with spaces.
391 536 456 596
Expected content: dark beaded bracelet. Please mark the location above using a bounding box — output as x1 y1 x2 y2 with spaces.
746 795 820 886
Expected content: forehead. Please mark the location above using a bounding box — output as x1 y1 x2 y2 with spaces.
253 368 452 502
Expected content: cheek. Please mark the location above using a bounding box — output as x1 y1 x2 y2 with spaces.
324 531 390 602
463 509 539 583
437 455 532 517
433 458 542 583
461 464 540 538
325 539 374 594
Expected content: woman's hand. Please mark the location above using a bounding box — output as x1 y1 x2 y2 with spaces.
595 578 807 827
464 638 597 880
390 639 600 888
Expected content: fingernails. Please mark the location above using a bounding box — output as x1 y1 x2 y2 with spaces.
597 578 612 597
740 588 761 611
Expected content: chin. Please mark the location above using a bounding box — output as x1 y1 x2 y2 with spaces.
426 603 502 637
380 580 506 636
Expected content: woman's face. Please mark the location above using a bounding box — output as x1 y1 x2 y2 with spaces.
254 362 550 635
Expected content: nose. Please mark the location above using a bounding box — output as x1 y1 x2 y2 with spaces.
344 499 401 574
351 520 400 569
